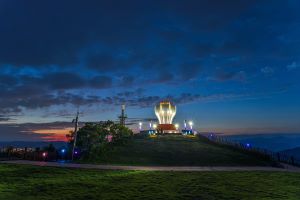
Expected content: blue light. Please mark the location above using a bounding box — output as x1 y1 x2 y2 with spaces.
61 149 66 153
246 143 250 148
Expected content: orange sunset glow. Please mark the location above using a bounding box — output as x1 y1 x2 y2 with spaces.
32 128 73 141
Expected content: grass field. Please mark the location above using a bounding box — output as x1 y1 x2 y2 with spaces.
0 164 299 200
86 135 274 166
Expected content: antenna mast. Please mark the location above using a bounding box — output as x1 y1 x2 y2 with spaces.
118 104 127 126
71 110 79 161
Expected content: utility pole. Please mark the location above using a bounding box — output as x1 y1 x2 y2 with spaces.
71 110 79 161
118 104 127 126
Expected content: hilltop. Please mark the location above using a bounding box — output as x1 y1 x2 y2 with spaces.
84 135 275 166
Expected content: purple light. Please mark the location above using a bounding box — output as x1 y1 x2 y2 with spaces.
42 152 47 157
74 151 78 155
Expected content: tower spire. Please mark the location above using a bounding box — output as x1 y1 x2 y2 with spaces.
118 104 127 126
71 110 79 161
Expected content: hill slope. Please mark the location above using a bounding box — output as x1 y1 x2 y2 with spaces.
87 135 274 166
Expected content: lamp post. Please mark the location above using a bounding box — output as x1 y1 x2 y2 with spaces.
153 123 157 129
189 121 193 130
175 123 179 131
72 111 79 161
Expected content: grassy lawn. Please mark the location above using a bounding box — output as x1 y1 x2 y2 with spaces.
0 164 299 200
86 135 274 166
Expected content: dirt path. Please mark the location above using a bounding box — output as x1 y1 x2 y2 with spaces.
1 160 300 172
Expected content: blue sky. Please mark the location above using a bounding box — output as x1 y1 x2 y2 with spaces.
0 0 300 141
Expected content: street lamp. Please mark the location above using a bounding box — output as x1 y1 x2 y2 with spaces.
189 121 193 130
175 123 179 131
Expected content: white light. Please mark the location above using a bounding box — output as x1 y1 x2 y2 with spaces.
175 123 179 130
153 124 157 129
139 122 142 130
189 121 193 130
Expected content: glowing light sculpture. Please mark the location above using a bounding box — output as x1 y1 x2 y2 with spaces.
155 101 176 124
154 101 177 133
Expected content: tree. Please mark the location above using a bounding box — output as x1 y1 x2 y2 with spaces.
71 121 133 159
43 143 56 152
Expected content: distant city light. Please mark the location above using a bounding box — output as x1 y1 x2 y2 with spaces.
61 149 66 153
42 152 47 157
139 122 142 130
175 123 179 130
153 124 157 129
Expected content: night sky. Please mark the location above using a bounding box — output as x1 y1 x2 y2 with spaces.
0 0 300 141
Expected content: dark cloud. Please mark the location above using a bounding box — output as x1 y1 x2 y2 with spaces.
179 62 202 80
89 75 113 89
87 54 116 71
119 75 135 87
116 88 145 97
213 70 246 82
45 72 87 90
0 115 13 122
0 74 18 87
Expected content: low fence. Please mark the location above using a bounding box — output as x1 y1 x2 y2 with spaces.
200 133 300 167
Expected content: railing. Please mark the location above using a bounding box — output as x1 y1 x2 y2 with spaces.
200 133 300 167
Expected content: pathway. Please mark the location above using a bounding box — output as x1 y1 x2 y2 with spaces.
1 160 300 172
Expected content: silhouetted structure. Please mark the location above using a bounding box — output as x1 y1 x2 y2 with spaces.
118 104 127 126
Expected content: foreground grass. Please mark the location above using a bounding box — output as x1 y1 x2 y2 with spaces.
87 135 273 166
0 164 299 200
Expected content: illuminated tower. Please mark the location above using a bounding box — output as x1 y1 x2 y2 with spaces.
154 101 177 133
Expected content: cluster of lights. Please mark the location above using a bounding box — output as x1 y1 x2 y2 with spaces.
138 120 194 131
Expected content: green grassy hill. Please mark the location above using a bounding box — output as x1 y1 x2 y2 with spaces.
88 135 274 166
1 164 299 200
